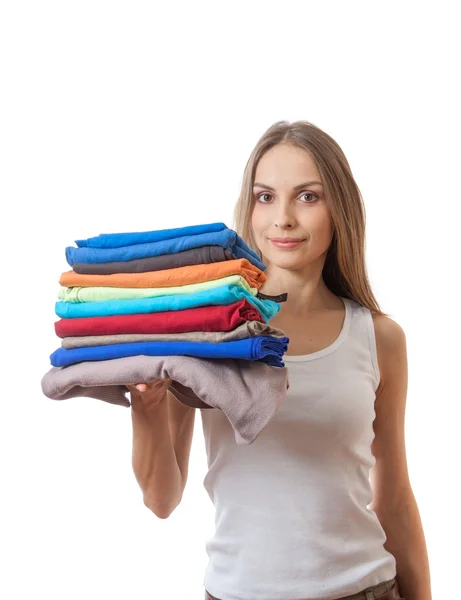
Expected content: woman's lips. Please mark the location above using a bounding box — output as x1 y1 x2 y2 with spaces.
269 238 305 249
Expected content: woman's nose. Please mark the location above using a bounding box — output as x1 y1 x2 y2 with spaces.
274 208 296 228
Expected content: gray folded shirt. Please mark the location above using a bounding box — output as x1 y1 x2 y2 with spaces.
72 245 235 274
41 355 289 445
60 320 286 349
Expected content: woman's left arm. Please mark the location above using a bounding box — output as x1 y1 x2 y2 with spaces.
369 314 432 600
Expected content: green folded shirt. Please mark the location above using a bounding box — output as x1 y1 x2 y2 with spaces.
58 274 256 303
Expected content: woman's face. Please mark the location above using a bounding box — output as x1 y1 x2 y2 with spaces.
251 143 334 272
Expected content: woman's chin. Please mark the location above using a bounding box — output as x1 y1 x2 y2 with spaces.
263 252 308 271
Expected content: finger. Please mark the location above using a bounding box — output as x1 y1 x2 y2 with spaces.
135 383 147 392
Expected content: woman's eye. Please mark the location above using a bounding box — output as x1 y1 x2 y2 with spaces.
300 192 318 203
256 193 272 203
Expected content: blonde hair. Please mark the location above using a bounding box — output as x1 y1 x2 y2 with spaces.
233 120 389 317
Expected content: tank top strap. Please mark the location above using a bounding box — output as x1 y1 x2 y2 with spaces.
344 297 380 392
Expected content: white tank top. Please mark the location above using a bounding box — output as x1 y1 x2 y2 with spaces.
200 296 397 600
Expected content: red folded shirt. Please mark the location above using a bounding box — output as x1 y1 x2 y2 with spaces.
54 298 265 338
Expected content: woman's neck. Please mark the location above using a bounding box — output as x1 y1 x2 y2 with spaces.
259 264 338 317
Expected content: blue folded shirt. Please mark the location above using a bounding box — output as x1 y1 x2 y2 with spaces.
75 222 228 248
67 227 264 270
49 336 289 368
54 283 280 323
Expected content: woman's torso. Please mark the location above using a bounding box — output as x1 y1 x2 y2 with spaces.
199 295 397 600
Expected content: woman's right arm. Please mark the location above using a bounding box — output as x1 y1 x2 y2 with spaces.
129 381 196 519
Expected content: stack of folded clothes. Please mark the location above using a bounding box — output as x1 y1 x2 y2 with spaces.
41 222 290 444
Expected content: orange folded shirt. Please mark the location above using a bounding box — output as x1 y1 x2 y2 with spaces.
59 258 267 290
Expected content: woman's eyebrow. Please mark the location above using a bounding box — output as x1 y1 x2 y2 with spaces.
253 181 323 191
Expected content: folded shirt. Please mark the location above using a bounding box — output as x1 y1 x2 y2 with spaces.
60 258 266 290
41 355 290 444
72 246 236 275
75 222 228 249
54 299 264 338
65 229 265 271
60 321 287 349
58 274 256 303
49 336 289 368
55 283 280 322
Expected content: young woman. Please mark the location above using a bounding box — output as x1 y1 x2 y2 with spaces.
127 121 431 600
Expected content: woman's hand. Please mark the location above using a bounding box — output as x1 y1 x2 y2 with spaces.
126 379 173 412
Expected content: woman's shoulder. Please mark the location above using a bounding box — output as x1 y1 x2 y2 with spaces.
370 310 406 343
370 311 407 385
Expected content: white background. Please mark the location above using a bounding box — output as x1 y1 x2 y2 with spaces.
1 2 459 599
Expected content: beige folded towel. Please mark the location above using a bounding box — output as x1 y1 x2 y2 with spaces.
41 355 289 445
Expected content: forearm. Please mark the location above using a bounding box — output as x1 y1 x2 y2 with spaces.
377 493 432 600
131 394 182 517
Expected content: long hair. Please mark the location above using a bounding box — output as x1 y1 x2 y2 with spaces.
233 120 389 317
